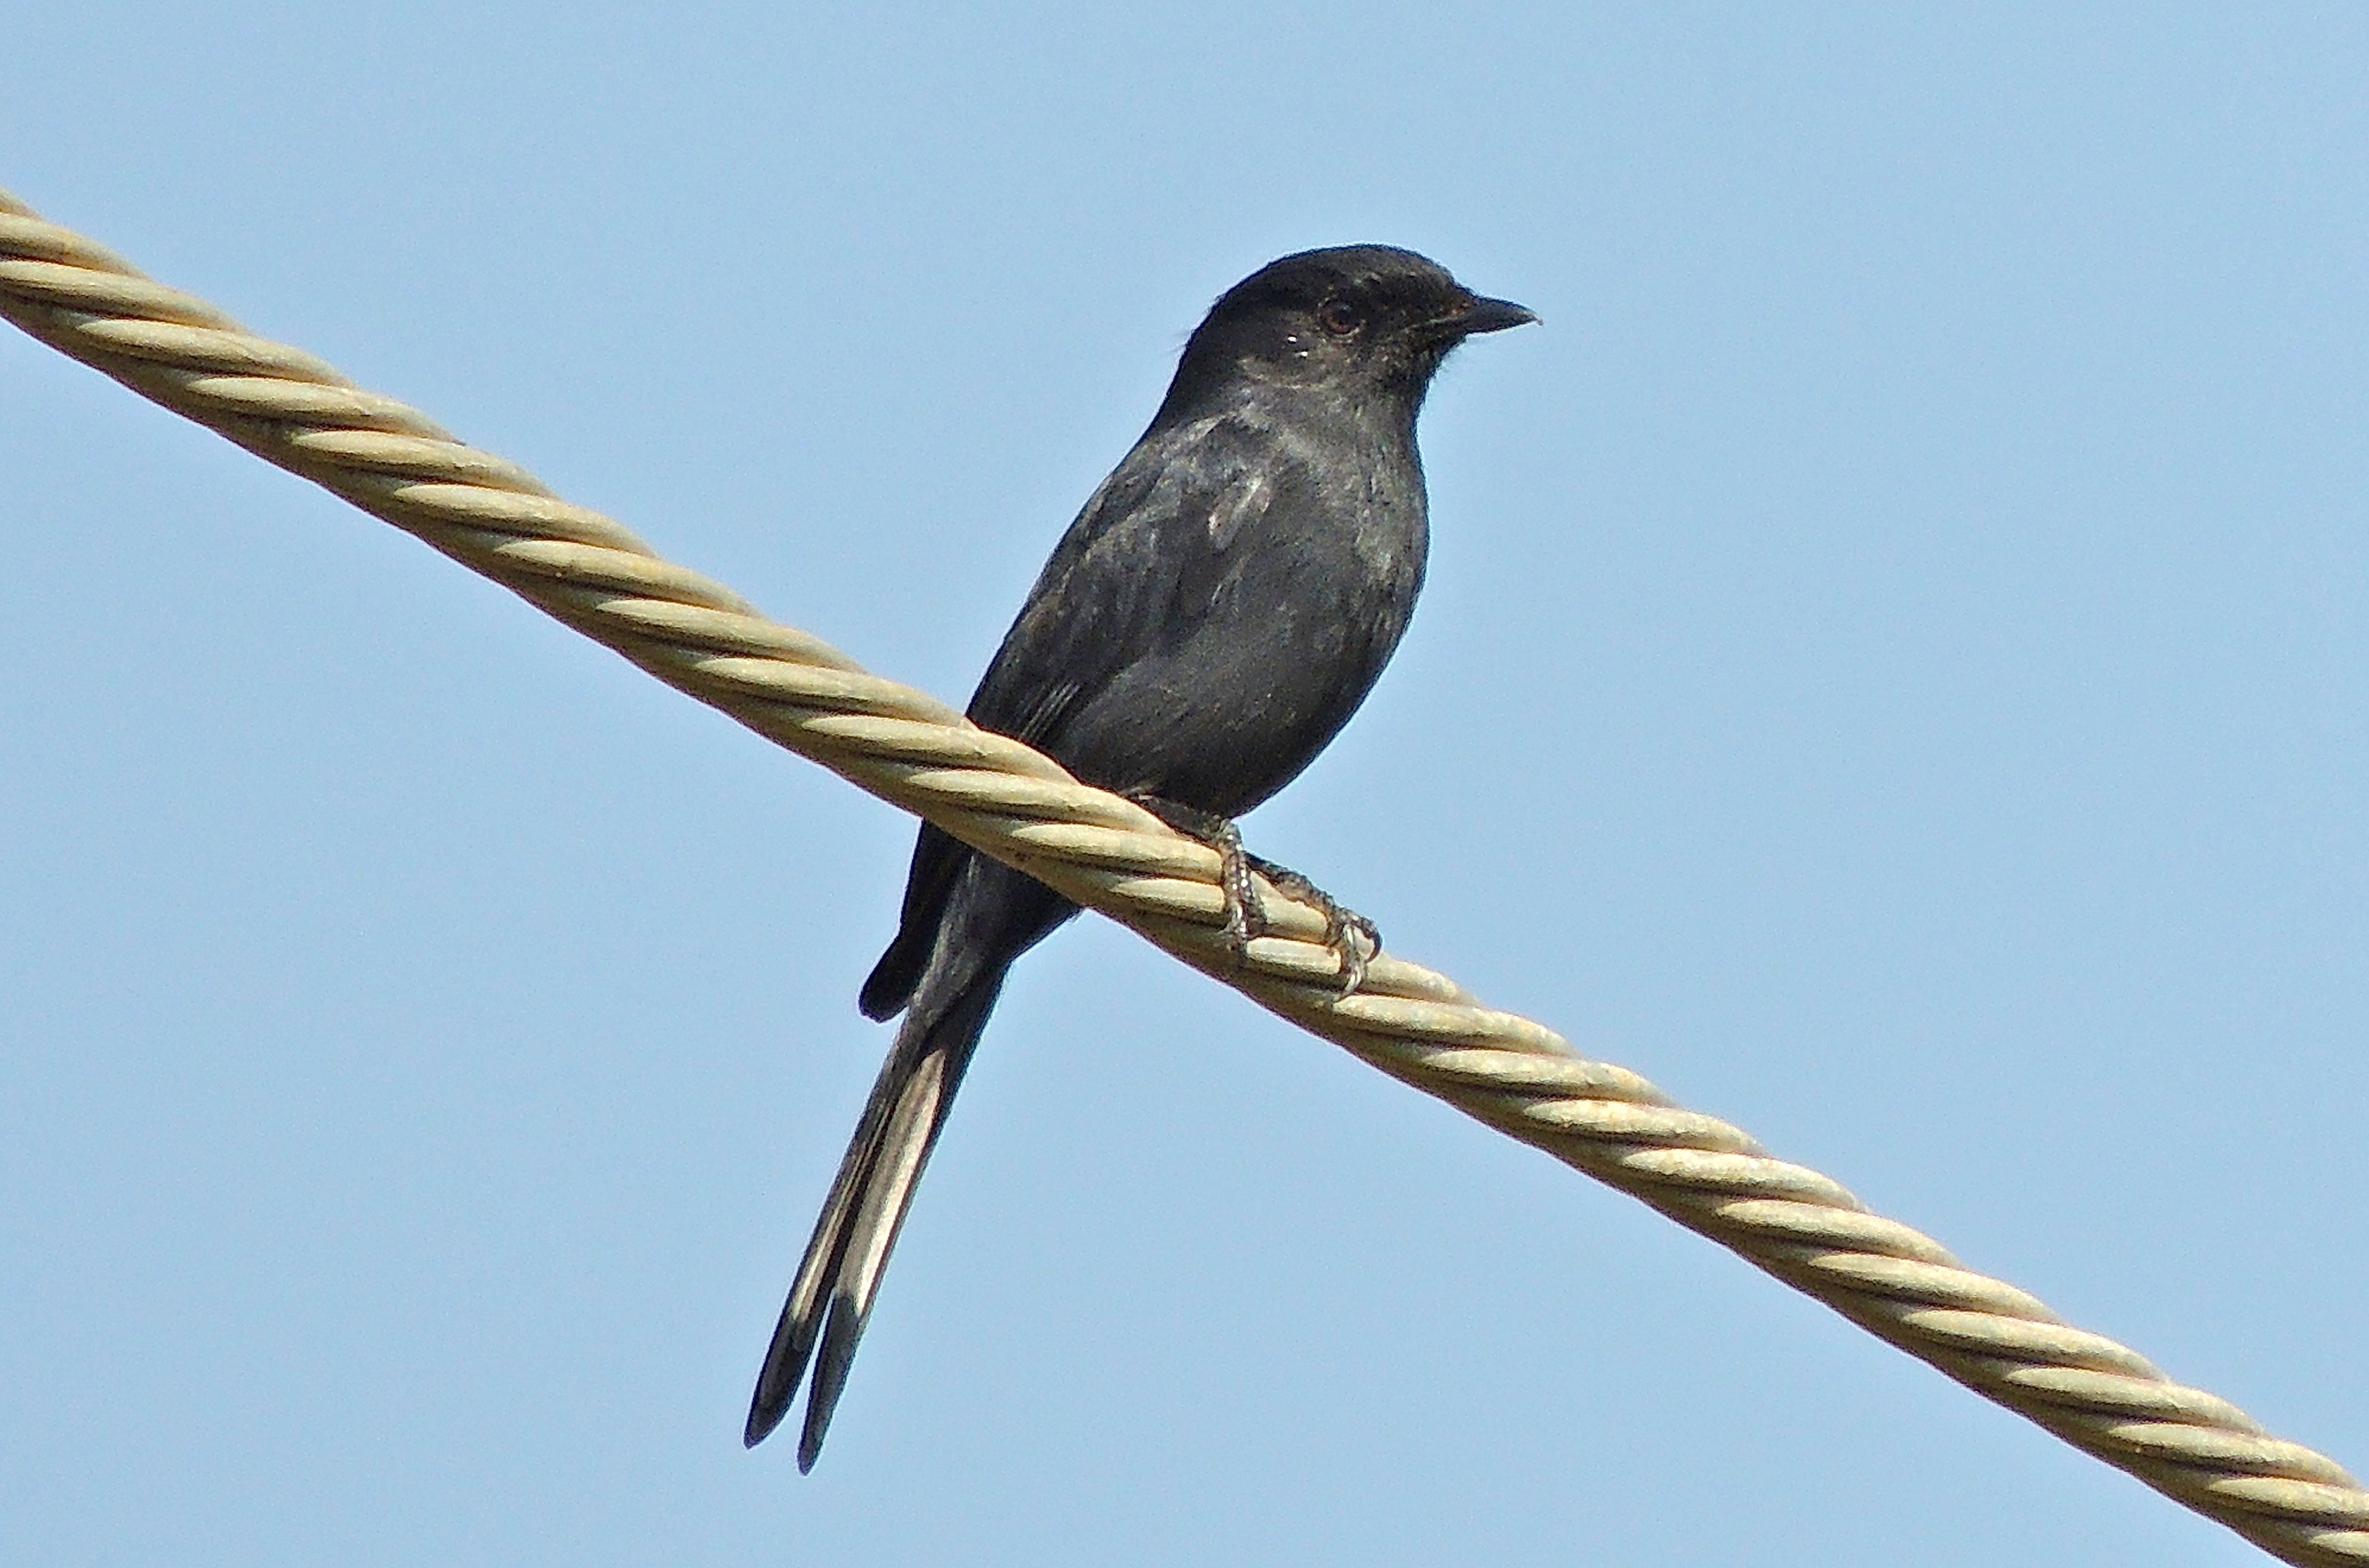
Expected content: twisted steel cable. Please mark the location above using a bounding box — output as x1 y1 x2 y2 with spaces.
3 186 2360 1566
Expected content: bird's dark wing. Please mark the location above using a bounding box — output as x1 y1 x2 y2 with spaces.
859 415 1293 1020
966 412 1291 755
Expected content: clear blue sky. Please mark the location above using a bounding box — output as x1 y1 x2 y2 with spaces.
4 5 2364 1564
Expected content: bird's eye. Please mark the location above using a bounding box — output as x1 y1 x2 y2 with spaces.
1317 297 1365 336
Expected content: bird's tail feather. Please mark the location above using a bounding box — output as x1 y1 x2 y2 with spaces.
743 976 999 1468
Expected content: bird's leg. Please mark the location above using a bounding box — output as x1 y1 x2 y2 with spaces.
1244 853 1381 997
1130 794 1381 995
1130 796 1265 950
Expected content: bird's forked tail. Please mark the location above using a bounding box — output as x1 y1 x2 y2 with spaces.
743 975 1000 1469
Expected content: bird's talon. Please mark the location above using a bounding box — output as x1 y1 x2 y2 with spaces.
1332 911 1381 997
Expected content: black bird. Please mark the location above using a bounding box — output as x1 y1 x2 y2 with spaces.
746 246 1534 1468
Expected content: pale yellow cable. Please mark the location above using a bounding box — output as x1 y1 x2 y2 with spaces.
4 187 2360 1566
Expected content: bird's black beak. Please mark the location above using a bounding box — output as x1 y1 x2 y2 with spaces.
1440 294 1538 339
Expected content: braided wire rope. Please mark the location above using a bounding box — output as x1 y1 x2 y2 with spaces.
3 186 2361 1565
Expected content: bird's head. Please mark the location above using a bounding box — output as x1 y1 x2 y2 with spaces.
1162 245 1534 421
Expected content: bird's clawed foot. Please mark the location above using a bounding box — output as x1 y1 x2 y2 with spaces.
1131 796 1263 947
1245 854 1381 996
1132 795 1382 995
